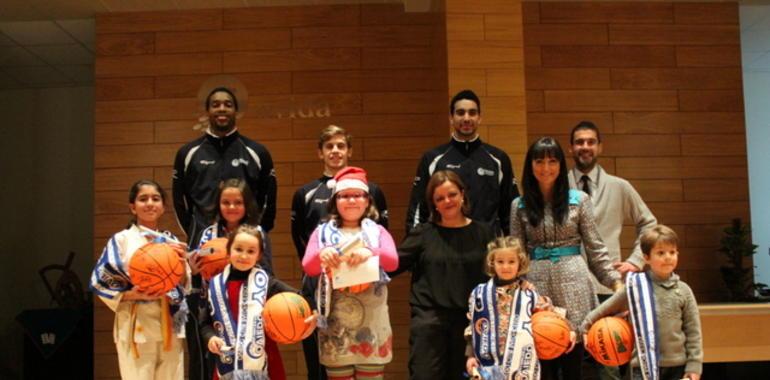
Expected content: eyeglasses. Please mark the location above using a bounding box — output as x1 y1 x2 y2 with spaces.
454 108 479 117
336 192 367 201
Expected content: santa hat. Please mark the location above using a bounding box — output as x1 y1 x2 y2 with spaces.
328 166 369 194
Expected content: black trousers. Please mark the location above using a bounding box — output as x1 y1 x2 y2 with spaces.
541 344 585 380
301 275 328 380
185 291 214 380
408 305 468 380
631 366 685 380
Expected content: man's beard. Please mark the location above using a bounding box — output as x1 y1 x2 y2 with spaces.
574 154 596 171
210 116 235 133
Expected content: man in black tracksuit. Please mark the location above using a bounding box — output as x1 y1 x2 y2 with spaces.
290 125 388 380
405 89 519 235
172 87 276 241
172 86 277 380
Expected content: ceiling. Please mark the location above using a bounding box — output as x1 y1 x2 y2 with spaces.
741 2 770 72
0 0 768 89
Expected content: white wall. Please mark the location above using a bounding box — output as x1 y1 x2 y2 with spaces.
0 86 93 378
741 4 770 290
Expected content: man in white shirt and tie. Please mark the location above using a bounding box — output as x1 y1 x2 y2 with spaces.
568 121 658 380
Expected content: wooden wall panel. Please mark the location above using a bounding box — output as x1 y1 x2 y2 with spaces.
155 29 291 53
538 2 674 24
524 1 749 302
95 33 154 56
541 45 677 68
94 4 448 379
676 46 742 67
95 77 154 100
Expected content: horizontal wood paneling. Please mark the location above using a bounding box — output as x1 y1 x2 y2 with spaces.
156 28 291 53
95 77 154 100
541 46 677 68
613 112 745 134
224 48 361 73
96 53 221 77
97 9 222 33
538 2 673 24
524 24 607 46
222 5 359 29
96 33 154 56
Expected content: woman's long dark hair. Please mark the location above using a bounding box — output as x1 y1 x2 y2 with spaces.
521 137 570 227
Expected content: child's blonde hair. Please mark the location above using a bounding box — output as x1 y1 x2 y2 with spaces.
640 224 679 256
226 224 263 257
485 236 530 278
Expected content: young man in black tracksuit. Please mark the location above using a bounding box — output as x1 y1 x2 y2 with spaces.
405 89 519 235
172 86 277 380
291 125 388 380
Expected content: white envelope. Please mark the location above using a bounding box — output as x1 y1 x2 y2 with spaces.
331 256 380 289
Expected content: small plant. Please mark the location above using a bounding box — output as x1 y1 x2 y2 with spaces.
718 218 766 302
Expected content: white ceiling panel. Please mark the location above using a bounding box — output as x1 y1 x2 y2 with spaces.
0 21 75 45
56 19 95 50
28 44 93 65
2 66 71 85
0 46 46 66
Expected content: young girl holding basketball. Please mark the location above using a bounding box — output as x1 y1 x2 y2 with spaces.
186 178 270 380
581 225 702 380
302 167 399 380
90 179 188 380
465 236 560 380
201 224 317 380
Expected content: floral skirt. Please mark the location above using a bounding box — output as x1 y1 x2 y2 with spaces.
318 285 392 367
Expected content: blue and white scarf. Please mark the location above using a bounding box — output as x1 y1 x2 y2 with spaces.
470 279 540 380
626 272 659 380
315 218 387 328
208 265 269 379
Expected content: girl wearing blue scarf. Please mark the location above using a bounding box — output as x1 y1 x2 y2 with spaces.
466 236 556 380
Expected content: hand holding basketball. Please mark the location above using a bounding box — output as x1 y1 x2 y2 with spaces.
300 311 319 340
188 253 203 275
208 336 225 355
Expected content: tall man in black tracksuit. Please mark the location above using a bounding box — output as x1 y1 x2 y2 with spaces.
405 89 519 234
172 86 277 380
290 125 388 380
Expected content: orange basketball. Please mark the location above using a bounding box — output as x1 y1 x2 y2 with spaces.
128 243 185 294
531 311 572 360
198 238 228 281
585 316 635 366
263 292 313 344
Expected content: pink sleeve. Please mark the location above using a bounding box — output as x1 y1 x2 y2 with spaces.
373 226 399 272
302 228 323 276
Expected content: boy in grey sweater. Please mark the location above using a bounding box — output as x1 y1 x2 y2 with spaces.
581 225 702 380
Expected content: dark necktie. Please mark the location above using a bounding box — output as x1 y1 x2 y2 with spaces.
581 175 591 196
